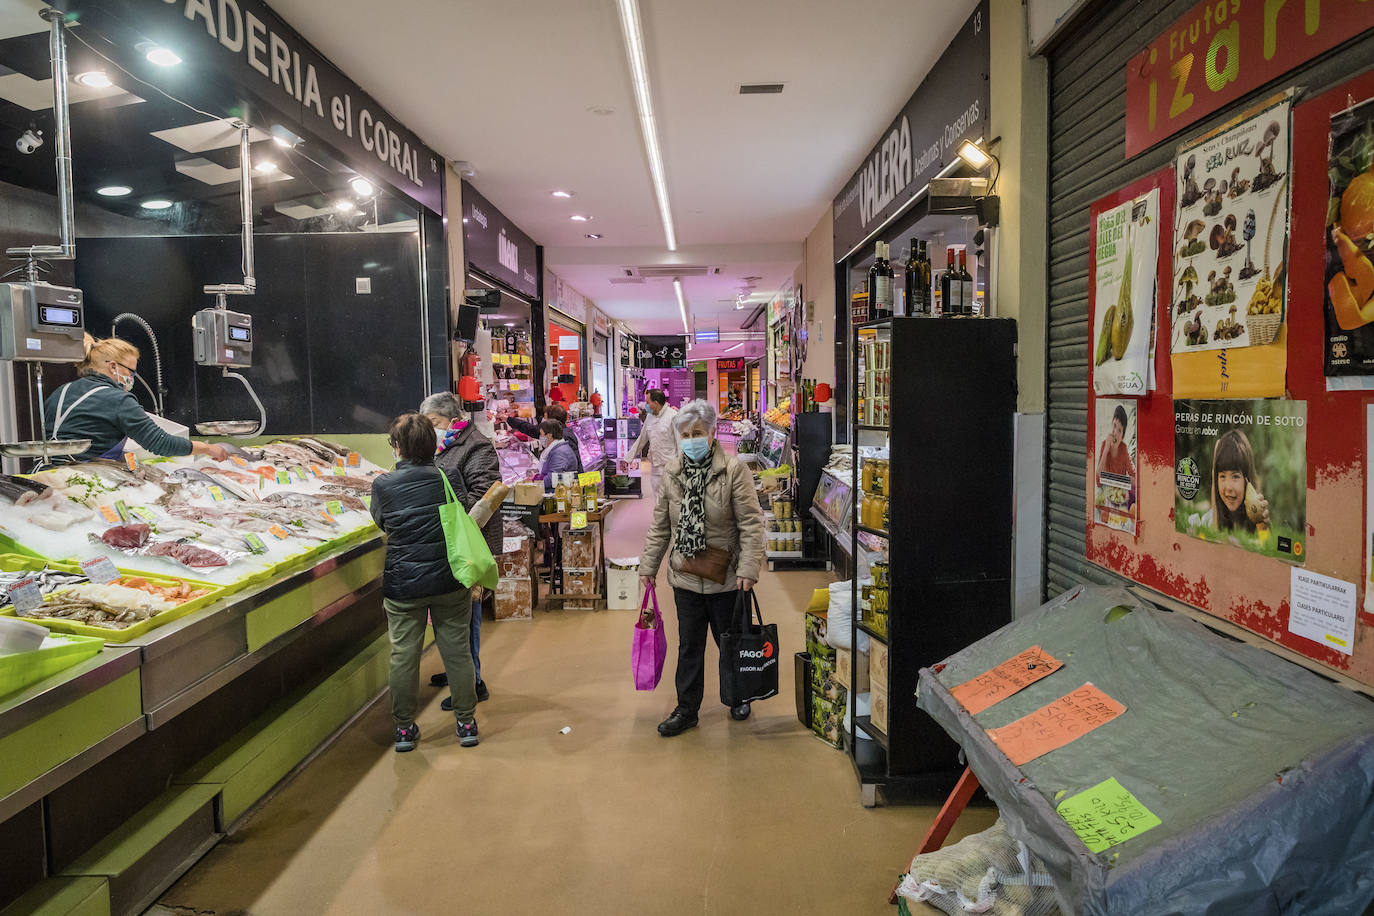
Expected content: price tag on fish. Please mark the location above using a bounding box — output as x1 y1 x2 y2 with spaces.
347 452 361 467
275 470 290 485
310 464 324 477
267 525 292 540
131 507 156 522
124 452 139 472
292 467 308 482
325 500 343 515
333 467 345 476
114 501 130 522
362 495 371 508
80 556 120 584
7 577 42 613
208 486 224 503
231 456 249 468
318 511 338 526
243 533 266 554
97 505 121 525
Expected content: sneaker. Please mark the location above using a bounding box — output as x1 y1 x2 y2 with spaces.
393 723 420 753
476 680 490 703
429 672 449 687
457 720 480 747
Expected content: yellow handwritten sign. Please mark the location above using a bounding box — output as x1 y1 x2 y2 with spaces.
570 510 588 530
578 470 602 487
1056 777 1162 853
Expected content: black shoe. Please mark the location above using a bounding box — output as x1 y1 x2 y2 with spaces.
456 720 480 747
429 672 448 687
441 696 453 712
476 680 490 703
393 723 419 753
657 709 698 737
730 702 752 721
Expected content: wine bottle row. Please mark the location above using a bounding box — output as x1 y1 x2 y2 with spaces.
856 238 979 322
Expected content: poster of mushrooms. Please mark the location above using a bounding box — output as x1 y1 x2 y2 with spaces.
1171 95 1291 356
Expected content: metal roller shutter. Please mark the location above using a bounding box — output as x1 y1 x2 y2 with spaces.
1043 2 1374 595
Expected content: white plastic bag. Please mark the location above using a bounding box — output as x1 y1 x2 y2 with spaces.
824 580 868 651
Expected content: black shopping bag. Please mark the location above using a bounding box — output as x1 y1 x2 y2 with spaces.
719 589 780 706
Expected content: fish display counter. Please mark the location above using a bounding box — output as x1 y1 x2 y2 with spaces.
0 437 394 913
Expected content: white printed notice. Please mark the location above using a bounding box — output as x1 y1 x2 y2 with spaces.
1289 568 1356 656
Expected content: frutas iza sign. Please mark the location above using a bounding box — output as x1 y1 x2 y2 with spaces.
1124 0 1374 157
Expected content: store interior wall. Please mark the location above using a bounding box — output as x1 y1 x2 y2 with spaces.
75 231 428 436
990 0 1050 614
800 209 836 421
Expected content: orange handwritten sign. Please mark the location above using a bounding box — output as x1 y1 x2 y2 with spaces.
987 683 1126 767
950 646 1064 715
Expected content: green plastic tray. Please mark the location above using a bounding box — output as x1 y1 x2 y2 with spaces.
5 568 227 643
0 632 104 699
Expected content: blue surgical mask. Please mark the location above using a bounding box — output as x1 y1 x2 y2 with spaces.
681 437 710 461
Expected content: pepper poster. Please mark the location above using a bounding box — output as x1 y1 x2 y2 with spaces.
1323 96 1374 380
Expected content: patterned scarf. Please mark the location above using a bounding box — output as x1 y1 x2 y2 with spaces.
675 444 714 557
436 419 469 454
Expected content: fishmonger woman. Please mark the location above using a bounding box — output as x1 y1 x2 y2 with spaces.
43 337 228 462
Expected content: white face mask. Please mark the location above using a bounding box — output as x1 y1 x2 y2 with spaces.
435 427 446 447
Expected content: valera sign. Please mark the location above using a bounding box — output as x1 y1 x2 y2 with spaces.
1125 0 1374 157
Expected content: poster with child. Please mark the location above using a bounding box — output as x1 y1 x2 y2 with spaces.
1093 399 1138 535
1174 399 1306 563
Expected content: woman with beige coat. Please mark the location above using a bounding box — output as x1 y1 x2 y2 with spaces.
639 400 766 736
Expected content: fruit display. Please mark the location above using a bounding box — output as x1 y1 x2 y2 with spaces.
764 397 792 429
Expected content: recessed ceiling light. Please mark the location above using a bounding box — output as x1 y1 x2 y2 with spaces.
504 322 515 326
551 190 573 198
585 233 602 239
335 200 356 213
140 199 173 210
254 161 277 173
96 185 131 197
570 214 589 222
74 71 112 88
144 46 182 67
350 177 375 196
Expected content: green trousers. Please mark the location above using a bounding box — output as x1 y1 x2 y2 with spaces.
384 588 477 726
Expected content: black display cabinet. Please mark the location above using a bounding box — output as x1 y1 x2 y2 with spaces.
849 316 1017 804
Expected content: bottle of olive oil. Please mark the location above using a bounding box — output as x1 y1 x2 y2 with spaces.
555 475 568 513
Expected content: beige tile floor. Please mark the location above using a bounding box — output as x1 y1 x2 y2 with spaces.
156 473 995 915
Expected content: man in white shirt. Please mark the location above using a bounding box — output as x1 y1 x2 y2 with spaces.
630 389 680 502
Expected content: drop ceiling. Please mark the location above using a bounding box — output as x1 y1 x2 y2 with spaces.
263 0 979 335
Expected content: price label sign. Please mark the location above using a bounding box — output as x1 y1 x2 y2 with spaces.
243 533 266 554
80 556 120 584
325 500 343 515
7 577 42 613
570 510 588 530
333 466 345 476
292 467 308 481
275 470 290 485
114 500 130 522
97 505 121 525
318 511 338 525
124 452 139 472
131 506 156 522
502 536 524 553
347 452 361 467
231 456 249 468
578 471 603 487
208 486 225 503
362 494 371 508
310 464 325 477
267 525 291 540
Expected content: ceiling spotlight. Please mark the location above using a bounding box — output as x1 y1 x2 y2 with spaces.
350 176 375 196
504 322 516 327
144 46 182 67
956 139 992 170
74 71 112 88
254 161 277 173
96 185 131 197
570 214 589 222
551 190 573 198
585 233 603 239
335 200 356 213
140 199 173 210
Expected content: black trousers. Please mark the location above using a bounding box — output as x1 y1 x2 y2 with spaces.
672 587 739 713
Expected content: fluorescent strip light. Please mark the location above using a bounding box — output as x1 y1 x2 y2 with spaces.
674 278 690 334
615 0 678 251
723 343 744 353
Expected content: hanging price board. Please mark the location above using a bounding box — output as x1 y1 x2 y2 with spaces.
578 471 602 487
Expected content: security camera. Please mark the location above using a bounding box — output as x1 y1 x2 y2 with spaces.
15 128 43 154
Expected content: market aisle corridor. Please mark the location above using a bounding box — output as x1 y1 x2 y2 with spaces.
157 487 994 915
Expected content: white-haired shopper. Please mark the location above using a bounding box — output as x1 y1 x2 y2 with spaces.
639 399 766 736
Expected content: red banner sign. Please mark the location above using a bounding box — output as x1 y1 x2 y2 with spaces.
715 357 746 371
1124 1 1374 157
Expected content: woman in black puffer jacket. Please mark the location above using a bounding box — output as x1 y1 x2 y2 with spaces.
370 413 480 752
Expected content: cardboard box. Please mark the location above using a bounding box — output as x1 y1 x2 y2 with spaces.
809 655 847 704
871 683 889 734
496 536 532 580
494 578 533 621
512 482 544 506
811 694 843 748
805 611 835 661
561 527 600 569
870 640 889 689
564 569 597 596
835 647 869 692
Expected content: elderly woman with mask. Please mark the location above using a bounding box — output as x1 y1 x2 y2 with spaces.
421 391 501 704
639 399 765 736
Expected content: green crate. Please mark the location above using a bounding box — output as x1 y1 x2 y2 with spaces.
0 633 104 700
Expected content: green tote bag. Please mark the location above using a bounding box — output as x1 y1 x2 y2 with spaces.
438 469 499 590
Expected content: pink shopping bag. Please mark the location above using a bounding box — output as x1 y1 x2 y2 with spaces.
632 582 668 691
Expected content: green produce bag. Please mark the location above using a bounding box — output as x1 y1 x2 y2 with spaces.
438 470 498 590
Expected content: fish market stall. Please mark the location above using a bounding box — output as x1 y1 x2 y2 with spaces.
0 436 392 913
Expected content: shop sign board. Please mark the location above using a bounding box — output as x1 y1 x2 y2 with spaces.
831 0 990 259
1124 0 1374 157
716 357 746 371
463 181 539 299
71 0 444 213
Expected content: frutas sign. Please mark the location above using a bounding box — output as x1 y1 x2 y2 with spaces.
1124 0 1374 157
